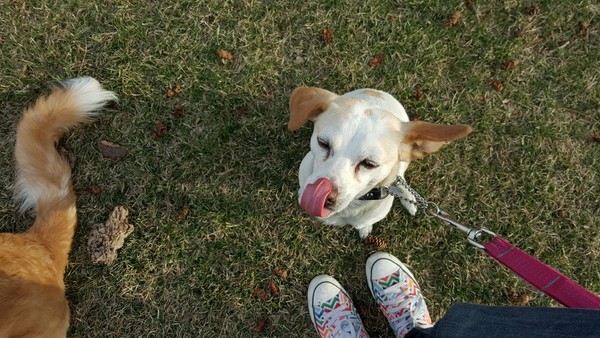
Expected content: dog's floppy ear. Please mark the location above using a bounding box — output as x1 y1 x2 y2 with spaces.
288 87 338 131
401 121 472 160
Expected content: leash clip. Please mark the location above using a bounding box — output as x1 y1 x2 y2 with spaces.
429 206 495 249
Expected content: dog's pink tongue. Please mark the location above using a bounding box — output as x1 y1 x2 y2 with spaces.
300 178 333 217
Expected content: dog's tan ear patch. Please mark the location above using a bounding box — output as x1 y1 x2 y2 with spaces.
288 87 338 131
402 121 472 159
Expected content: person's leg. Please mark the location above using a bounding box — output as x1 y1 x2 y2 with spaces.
412 302 600 338
365 252 433 338
308 275 370 338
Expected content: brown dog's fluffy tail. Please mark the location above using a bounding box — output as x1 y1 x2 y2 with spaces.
15 77 116 271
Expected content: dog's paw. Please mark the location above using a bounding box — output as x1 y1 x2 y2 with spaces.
356 225 373 239
400 198 418 216
397 185 418 216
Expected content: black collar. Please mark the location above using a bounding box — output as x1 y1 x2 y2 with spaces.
358 187 389 200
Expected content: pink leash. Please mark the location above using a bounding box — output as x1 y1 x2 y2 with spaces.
387 178 600 309
483 236 600 309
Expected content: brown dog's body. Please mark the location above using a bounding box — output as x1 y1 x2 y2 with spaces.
0 77 115 337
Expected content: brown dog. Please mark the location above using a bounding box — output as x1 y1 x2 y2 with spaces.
0 77 115 337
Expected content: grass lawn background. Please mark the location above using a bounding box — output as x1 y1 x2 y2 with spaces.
0 0 598 337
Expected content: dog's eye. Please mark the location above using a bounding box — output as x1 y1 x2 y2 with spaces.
360 159 379 169
317 138 330 151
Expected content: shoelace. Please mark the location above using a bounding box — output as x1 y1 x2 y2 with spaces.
320 303 361 338
379 282 430 331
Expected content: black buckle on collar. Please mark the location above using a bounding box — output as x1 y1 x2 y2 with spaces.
358 187 389 200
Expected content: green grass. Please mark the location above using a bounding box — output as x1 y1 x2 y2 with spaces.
1 0 599 337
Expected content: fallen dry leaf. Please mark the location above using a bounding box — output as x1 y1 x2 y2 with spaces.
172 104 183 118
556 209 570 218
86 185 102 194
578 21 590 35
217 49 233 60
368 54 384 67
502 59 519 70
268 281 280 297
491 80 504 92
356 303 369 320
151 119 168 140
237 104 249 117
526 5 539 16
323 28 333 43
98 140 129 160
414 87 424 101
273 266 288 279
166 84 182 97
254 287 269 300
592 134 600 143
256 317 269 334
509 292 534 306
465 0 474 11
447 11 461 27
178 208 190 219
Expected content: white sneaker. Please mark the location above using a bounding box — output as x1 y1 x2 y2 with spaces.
308 275 370 338
366 252 432 338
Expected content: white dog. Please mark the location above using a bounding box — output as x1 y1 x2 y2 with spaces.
289 87 472 238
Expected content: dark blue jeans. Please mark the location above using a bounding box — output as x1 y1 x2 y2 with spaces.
406 303 600 338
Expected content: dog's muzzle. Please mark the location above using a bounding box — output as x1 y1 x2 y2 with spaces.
300 177 333 217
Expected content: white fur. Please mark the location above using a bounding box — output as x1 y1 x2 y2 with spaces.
60 76 118 115
298 89 417 238
15 77 116 213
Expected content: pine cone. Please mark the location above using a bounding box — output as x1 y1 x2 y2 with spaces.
365 235 387 250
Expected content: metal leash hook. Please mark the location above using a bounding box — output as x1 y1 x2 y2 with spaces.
386 176 494 249
427 204 496 249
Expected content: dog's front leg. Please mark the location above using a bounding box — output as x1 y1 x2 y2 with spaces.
398 184 418 216
355 224 373 239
